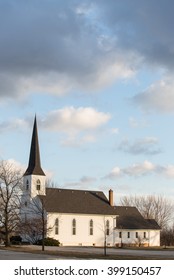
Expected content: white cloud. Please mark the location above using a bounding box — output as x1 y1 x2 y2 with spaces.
0 107 111 146
105 167 122 179
60 133 97 147
118 137 161 155
158 165 174 178
0 118 29 132
129 117 148 128
43 107 111 133
105 160 157 179
42 107 111 146
105 161 174 180
133 76 174 113
63 176 96 188
92 56 135 89
124 160 155 176
110 128 119 134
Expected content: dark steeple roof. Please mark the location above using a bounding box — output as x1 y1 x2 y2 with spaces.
24 116 45 176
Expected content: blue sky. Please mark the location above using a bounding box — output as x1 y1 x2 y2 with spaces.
1 0 174 203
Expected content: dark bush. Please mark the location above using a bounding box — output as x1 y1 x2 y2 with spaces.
35 237 60 246
10 235 22 245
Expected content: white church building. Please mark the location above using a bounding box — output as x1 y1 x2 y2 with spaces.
21 117 161 247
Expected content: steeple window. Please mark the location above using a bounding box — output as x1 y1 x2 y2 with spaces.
26 180 29 190
36 179 41 191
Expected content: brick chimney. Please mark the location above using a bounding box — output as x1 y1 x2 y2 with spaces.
109 189 114 206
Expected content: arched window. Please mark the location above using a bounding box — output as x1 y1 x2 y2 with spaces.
106 220 110 236
72 219 76 235
89 219 93 235
26 180 29 190
36 179 41 190
55 218 59 235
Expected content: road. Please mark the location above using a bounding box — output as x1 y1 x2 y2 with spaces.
55 246 174 259
38 245 174 259
1 246 174 259
0 249 74 260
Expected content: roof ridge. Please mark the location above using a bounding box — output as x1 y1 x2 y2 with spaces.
46 187 104 193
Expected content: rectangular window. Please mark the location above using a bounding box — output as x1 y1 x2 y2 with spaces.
119 232 122 238
90 228 93 235
72 219 76 235
144 232 146 239
127 232 130 238
135 232 138 238
55 218 59 235
106 220 110 236
90 220 93 235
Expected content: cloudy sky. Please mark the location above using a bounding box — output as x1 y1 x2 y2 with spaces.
1 0 174 203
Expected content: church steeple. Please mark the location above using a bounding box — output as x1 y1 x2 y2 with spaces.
24 116 45 176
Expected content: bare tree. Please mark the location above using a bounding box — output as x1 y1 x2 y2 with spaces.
45 179 59 189
134 234 149 247
20 218 43 244
98 217 114 256
120 195 174 229
32 196 47 251
21 179 59 250
161 225 174 247
21 194 55 251
21 196 48 251
0 160 23 246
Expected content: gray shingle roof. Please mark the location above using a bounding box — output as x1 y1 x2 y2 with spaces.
39 188 116 215
38 188 160 230
114 206 161 230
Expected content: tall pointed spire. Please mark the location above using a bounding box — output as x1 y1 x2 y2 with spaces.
24 116 45 176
